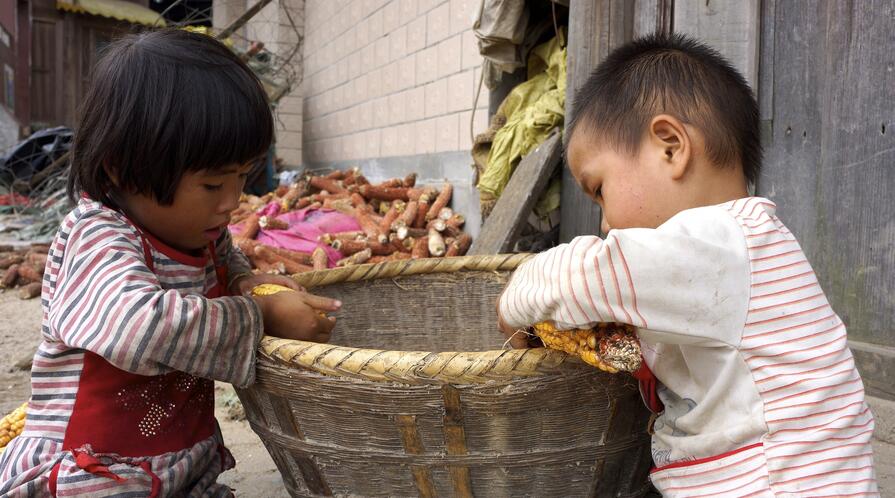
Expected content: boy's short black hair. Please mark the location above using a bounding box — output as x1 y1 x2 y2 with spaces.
567 33 762 185
69 29 274 205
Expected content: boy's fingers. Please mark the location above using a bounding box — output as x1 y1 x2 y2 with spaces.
503 328 529 349
302 293 342 311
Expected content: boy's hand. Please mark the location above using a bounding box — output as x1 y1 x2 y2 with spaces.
254 291 341 343
496 298 529 349
231 273 304 296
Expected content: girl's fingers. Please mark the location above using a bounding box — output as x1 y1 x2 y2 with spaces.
273 276 303 291
302 293 342 311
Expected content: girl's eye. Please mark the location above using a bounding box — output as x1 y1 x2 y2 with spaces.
203 184 223 191
593 187 602 200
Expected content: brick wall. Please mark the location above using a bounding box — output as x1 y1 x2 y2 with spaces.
301 0 489 164
213 0 305 167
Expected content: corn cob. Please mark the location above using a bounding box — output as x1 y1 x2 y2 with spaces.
426 183 452 221
402 173 417 188
259 216 289 230
309 176 346 194
0 402 27 452
251 284 295 296
251 285 330 320
531 322 641 373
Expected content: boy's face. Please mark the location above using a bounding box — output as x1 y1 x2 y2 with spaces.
120 163 252 253
567 130 679 233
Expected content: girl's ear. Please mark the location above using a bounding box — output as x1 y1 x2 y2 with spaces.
102 160 120 187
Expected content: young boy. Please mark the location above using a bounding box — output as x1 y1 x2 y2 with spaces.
498 34 878 497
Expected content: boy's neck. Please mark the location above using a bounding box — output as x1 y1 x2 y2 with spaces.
685 164 751 209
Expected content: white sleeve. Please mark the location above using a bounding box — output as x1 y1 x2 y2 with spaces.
498 206 751 346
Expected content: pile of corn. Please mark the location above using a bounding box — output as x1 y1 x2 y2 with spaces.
0 402 27 452
532 322 641 373
0 243 49 300
232 169 472 275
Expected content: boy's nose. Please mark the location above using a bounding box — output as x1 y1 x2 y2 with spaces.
601 218 611 234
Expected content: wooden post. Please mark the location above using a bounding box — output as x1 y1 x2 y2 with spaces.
672 0 761 89
633 0 675 37
560 0 634 242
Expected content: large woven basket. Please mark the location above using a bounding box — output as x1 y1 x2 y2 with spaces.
235 255 654 498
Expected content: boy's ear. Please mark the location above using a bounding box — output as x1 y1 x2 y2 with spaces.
648 114 691 180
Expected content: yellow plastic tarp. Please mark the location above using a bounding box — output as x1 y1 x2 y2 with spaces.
57 0 167 27
477 29 566 200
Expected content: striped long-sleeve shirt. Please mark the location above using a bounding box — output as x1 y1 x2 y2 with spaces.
0 199 263 497
499 197 878 497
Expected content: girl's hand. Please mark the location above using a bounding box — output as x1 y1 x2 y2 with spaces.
254 291 341 343
231 273 304 296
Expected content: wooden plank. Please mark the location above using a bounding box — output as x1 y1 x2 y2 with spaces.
560 0 633 242
395 415 437 498
469 132 562 255
633 0 674 37
441 385 473 498
757 0 895 370
672 0 761 89
850 341 895 402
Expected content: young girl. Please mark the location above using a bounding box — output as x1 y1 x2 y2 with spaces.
0 29 339 497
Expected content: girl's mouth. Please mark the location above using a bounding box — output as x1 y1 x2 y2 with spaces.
203 227 223 240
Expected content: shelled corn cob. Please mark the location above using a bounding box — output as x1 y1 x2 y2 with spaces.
531 322 641 373
231 169 472 275
0 243 49 299
0 402 27 452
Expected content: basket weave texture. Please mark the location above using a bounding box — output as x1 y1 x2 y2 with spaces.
236 255 654 498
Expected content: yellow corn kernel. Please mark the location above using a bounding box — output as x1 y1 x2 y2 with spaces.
0 402 28 453
531 322 638 373
251 284 329 319
251 284 295 296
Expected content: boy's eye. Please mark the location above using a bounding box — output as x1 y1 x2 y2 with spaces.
593 187 602 200
203 184 223 191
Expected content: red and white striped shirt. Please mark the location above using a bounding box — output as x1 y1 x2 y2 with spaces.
0 199 262 497
499 197 878 497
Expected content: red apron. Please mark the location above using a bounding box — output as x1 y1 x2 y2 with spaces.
50 227 229 496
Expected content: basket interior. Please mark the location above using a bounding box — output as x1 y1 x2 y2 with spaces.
310 270 512 352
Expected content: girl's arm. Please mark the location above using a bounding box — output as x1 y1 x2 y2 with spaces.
499 206 751 346
49 215 263 387
216 228 253 286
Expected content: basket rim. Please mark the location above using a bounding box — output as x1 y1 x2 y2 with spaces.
258 254 595 384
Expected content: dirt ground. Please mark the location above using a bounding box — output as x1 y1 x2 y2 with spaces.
0 291 892 496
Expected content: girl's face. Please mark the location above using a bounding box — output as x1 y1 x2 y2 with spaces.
119 163 252 253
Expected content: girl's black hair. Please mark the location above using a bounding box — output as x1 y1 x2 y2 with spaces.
68 29 274 205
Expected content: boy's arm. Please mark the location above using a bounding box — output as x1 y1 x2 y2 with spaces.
499 207 751 346
50 218 263 387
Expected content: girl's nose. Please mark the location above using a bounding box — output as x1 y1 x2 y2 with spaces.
219 188 241 214
600 218 611 235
